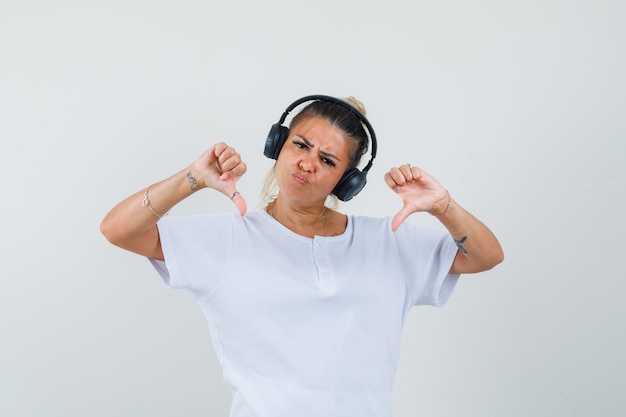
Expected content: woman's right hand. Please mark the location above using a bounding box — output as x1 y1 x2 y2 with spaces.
101 142 247 259
192 142 247 216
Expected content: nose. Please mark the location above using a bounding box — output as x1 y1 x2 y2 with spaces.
299 155 316 172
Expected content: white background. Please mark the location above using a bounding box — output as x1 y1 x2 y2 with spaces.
1 1 624 416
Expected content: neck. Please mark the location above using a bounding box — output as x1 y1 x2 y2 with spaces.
266 197 331 238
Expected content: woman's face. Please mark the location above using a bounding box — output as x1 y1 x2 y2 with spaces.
275 116 352 207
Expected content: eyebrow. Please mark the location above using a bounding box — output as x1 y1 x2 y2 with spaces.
298 135 341 162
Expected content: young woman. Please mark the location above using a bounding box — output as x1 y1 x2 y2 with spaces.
101 95 503 417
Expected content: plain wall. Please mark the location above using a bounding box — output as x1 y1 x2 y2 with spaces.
1 0 624 416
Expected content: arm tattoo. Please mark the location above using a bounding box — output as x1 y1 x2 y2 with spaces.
455 236 468 254
186 171 198 190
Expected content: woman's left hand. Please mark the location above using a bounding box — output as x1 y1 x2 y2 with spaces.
384 164 449 231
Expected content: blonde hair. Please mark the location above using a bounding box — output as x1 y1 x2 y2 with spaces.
343 96 367 116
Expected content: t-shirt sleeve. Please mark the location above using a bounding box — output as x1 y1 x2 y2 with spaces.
394 221 460 307
147 213 235 298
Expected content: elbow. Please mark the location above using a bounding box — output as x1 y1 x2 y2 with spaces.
451 247 504 275
485 247 505 271
99 217 116 245
497 248 505 265
472 247 505 274
100 215 124 247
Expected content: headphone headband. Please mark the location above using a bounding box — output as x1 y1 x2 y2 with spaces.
276 95 377 172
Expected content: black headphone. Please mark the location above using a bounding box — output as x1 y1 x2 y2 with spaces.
264 95 377 201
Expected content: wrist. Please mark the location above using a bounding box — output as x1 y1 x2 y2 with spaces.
429 190 452 216
185 164 213 191
186 170 200 190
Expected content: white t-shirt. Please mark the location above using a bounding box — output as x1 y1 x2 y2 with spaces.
150 208 460 417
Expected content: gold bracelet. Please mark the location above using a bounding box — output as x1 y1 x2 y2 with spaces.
142 187 167 218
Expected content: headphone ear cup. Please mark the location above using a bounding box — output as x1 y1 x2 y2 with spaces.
264 123 289 160
332 168 367 202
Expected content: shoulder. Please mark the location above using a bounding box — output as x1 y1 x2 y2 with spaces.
157 211 249 242
159 211 240 227
349 214 393 232
349 214 450 243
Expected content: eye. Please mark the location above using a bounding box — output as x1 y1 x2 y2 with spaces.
293 140 307 150
321 156 336 167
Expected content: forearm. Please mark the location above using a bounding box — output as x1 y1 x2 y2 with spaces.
100 167 198 248
434 196 504 274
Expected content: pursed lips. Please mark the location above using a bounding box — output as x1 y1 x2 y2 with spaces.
293 173 308 185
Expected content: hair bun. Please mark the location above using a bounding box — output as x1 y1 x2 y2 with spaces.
342 96 367 116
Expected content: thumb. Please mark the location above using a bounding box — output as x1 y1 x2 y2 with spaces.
219 172 247 216
391 204 414 232
232 191 247 216
226 189 247 216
